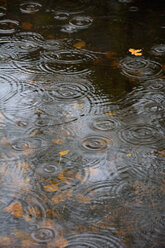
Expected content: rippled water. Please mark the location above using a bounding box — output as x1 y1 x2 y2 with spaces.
0 0 165 247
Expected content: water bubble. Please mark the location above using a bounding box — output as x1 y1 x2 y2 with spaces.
151 44 165 56
31 228 55 242
129 6 139 12
20 2 42 14
120 57 162 80
0 19 19 34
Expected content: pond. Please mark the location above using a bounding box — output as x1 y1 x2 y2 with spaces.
0 0 165 247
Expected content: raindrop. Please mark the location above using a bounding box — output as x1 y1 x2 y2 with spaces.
40 49 96 75
80 135 111 152
69 15 93 29
91 117 120 131
120 56 162 80
20 2 42 14
151 44 165 56
0 19 19 34
0 6 6 17
54 11 70 21
66 233 125 248
119 124 162 145
31 228 55 242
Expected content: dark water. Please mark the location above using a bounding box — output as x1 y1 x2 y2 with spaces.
0 0 165 247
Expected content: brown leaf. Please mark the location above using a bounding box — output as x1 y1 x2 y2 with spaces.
52 139 64 144
76 193 91 204
4 201 23 218
73 41 86 49
21 22 33 30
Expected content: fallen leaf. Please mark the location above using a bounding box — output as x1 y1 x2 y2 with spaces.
73 41 86 49
44 184 60 192
21 22 33 30
4 201 23 218
126 153 132 157
30 129 40 137
129 48 142 56
59 150 69 156
105 111 116 116
52 139 64 144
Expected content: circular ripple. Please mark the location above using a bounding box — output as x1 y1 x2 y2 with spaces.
151 44 165 56
54 11 70 21
144 78 165 92
0 6 6 17
80 135 110 152
20 2 42 14
0 19 19 34
120 57 162 80
0 187 50 222
119 124 161 145
44 81 92 101
91 117 120 131
40 49 96 75
69 15 93 29
31 228 55 243
15 31 45 43
53 0 93 14
60 180 127 224
0 74 18 103
66 233 124 248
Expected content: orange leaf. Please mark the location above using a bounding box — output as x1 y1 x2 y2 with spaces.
52 139 63 144
73 41 86 49
126 153 132 157
4 202 23 218
59 150 69 156
44 184 60 192
105 111 116 116
21 22 33 30
129 48 142 56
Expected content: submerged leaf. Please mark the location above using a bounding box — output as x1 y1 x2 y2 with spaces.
4 201 23 218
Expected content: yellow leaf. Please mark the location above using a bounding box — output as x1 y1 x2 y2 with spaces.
73 41 86 49
52 139 63 144
59 150 69 156
4 201 23 218
126 153 132 157
129 48 142 56
105 111 116 116
21 22 33 30
44 184 60 192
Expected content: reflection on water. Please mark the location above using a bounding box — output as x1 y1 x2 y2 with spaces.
0 0 165 247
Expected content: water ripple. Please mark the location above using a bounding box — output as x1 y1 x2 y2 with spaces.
69 15 93 29
20 2 42 14
119 124 162 146
80 135 112 152
31 227 55 242
120 56 162 80
66 233 124 248
151 44 165 57
0 19 19 34
0 6 6 17
91 116 120 131
40 49 96 75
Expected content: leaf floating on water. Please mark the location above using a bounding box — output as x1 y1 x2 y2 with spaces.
129 48 142 56
105 111 116 116
52 139 64 144
126 153 132 157
44 183 60 192
4 201 23 218
73 41 86 49
21 22 33 30
59 150 69 156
